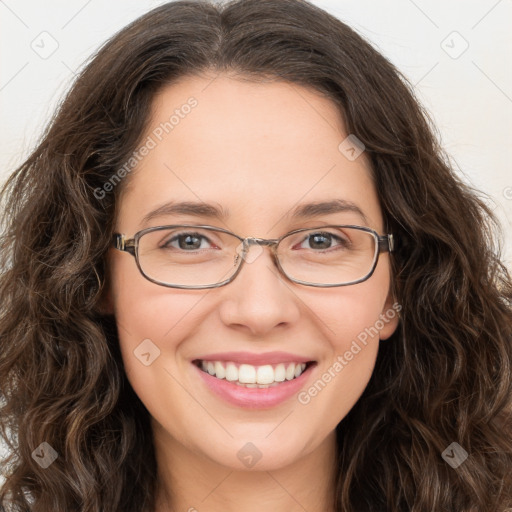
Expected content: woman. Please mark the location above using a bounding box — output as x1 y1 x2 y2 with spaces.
1 1 511 511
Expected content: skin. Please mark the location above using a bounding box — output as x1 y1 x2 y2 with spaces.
103 73 399 512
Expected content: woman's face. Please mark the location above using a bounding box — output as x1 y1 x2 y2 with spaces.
105 73 399 471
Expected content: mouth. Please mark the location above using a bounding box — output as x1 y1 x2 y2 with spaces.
191 357 318 409
192 359 316 388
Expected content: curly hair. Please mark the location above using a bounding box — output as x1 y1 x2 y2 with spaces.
1 1 511 510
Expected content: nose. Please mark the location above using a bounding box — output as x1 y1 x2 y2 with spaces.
217 241 300 337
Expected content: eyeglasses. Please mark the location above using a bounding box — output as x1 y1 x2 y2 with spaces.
112 224 394 289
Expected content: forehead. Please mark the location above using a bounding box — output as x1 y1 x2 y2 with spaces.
117 74 383 234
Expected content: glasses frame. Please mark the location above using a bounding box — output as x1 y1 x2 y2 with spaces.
112 224 394 289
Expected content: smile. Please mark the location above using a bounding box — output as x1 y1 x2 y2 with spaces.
194 360 313 388
192 356 317 409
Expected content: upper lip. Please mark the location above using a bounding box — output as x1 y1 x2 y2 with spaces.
193 351 315 365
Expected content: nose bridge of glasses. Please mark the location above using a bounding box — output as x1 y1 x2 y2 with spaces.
235 237 280 267
243 237 278 247
242 236 280 256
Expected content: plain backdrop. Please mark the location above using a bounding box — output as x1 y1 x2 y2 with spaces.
0 0 511 482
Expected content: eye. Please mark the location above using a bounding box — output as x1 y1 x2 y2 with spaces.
295 231 349 251
161 232 215 251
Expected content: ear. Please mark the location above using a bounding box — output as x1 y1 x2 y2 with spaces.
378 288 401 340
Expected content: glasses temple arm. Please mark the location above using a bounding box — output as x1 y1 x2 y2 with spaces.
113 234 136 256
378 234 394 253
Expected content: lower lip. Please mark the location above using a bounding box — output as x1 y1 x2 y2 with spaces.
193 363 316 409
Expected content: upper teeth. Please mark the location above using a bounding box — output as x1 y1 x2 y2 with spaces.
200 360 307 385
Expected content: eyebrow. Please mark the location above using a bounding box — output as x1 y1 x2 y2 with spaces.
140 198 369 227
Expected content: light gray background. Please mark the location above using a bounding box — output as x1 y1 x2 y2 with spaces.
1 0 511 483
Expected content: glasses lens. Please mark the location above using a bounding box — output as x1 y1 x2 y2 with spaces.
277 227 377 285
137 226 378 287
138 227 241 287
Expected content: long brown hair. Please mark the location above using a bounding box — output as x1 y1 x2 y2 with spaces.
1 1 511 510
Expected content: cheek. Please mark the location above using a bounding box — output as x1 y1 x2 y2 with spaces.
296 302 382 436
113 287 204 367
310 267 391 355
111 281 211 444
295 269 390 420
109 252 202 339
108 258 201 391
